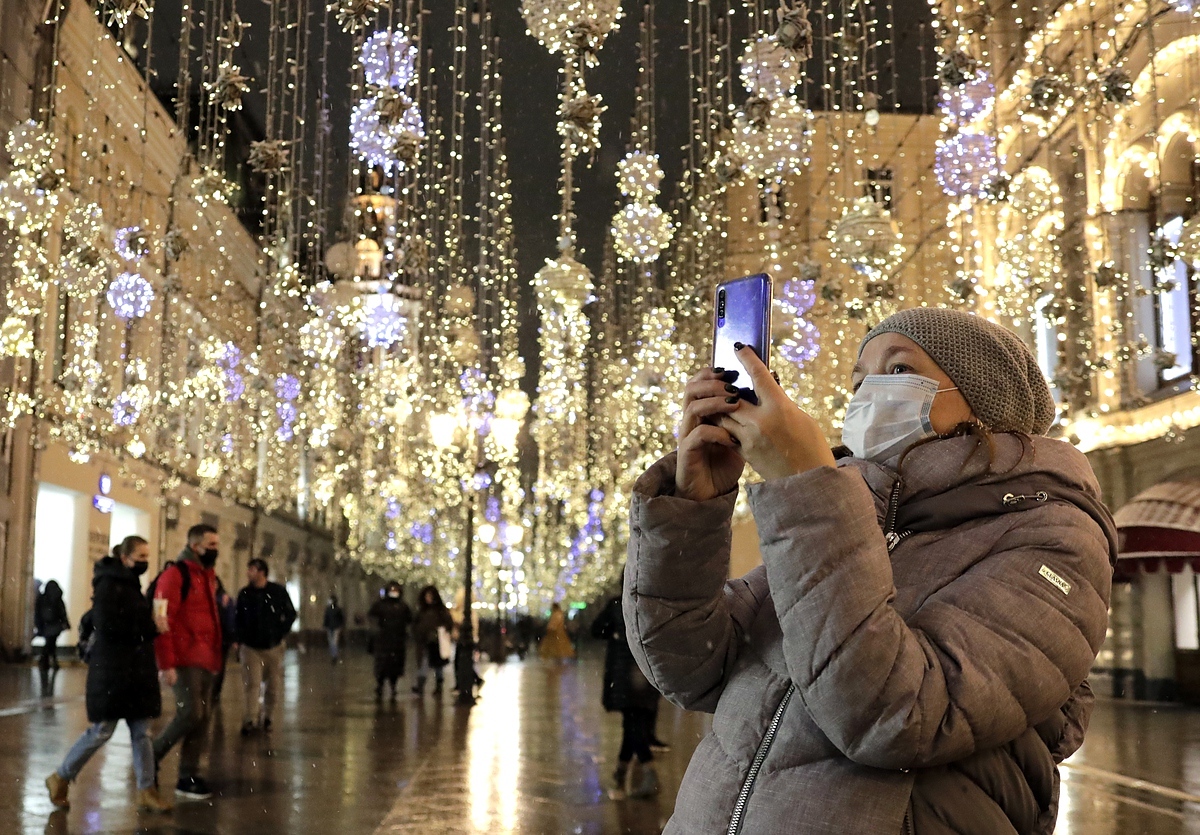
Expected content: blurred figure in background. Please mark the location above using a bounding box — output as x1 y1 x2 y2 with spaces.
324 594 346 665
210 575 238 706
539 602 575 662
451 587 484 695
368 582 413 702
46 536 171 813
591 583 660 799
235 558 296 736
34 580 70 672
411 586 453 697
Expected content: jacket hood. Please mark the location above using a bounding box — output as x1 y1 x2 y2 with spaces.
92 555 138 587
842 433 1119 570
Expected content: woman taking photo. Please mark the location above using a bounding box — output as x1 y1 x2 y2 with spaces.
45 536 171 813
624 308 1115 834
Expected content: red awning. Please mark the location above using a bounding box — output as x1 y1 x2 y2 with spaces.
1113 481 1200 581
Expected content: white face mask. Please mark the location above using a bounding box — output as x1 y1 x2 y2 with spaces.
841 374 959 463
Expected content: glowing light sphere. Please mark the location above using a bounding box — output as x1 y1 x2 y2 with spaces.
935 132 999 199
829 197 905 276
616 151 664 199
520 0 623 63
299 317 343 361
361 29 417 88
740 35 802 98
349 94 424 172
612 202 674 264
938 69 994 124
0 315 33 357
535 254 594 309
5 121 56 171
360 293 407 348
730 96 813 178
111 391 142 427
105 272 155 320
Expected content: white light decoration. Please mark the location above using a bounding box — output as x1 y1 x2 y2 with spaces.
207 62 251 111
938 69 995 124
349 93 424 172
113 225 150 262
0 315 34 358
995 167 1064 321
332 0 382 32
361 30 417 88
935 131 999 199
740 34 802 99
519 0 623 64
612 202 674 264
535 254 594 309
360 293 407 348
102 0 154 28
105 272 155 320
616 151 664 199
730 95 813 179
1179 215 1200 268
829 196 905 277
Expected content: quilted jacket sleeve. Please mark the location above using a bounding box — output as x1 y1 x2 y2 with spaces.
749 465 1112 771
623 454 764 714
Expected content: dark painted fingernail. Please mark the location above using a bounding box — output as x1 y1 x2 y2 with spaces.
771 372 780 384
720 369 740 382
712 366 724 374
725 396 739 404
724 384 739 394
734 342 745 350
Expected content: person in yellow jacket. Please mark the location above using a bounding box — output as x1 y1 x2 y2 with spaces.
538 602 576 661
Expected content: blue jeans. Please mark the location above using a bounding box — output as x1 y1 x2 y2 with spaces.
58 718 155 790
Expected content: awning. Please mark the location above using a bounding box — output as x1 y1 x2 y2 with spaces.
1114 481 1200 581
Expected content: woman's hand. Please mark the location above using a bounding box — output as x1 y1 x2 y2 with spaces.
717 346 835 481
675 368 747 501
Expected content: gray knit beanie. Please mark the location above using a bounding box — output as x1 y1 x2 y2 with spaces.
861 308 1056 435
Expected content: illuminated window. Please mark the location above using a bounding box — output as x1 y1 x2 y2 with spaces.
1033 294 1060 402
1155 216 1193 384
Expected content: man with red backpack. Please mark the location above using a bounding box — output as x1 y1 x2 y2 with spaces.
150 523 223 801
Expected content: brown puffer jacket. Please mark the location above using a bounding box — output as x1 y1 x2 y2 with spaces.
624 434 1116 834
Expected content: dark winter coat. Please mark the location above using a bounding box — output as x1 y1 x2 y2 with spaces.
235 582 297 650
153 551 223 673
369 596 414 678
625 435 1116 834
323 604 346 631
591 596 658 714
85 557 161 723
411 602 453 667
35 585 69 639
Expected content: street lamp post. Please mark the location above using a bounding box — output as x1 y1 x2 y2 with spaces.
456 482 478 707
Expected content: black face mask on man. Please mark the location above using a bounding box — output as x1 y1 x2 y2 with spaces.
199 548 218 568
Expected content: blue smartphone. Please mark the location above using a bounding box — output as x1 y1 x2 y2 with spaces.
713 274 772 405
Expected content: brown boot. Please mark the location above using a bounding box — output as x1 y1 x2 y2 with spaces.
45 772 70 809
137 786 173 813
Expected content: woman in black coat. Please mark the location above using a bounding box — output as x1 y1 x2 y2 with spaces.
45 536 171 813
368 582 414 701
34 579 69 670
592 588 661 799
411 585 453 696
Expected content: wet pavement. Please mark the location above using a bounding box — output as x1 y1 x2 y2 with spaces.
0 647 1196 834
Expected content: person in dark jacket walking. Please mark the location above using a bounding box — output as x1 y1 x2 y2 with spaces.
45 536 171 813
368 582 413 701
209 576 239 705
34 579 70 671
592 585 660 799
324 594 346 664
235 558 296 735
411 585 453 697
152 523 224 801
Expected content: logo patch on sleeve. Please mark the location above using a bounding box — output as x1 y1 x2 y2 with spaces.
1038 564 1071 596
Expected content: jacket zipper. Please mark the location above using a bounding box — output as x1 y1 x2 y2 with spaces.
728 684 795 835
883 477 911 553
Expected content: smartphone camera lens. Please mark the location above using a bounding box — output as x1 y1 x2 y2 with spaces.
717 290 726 324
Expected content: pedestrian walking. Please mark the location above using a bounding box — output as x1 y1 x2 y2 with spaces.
234 558 296 735
45 536 172 813
34 579 69 671
210 576 238 705
368 582 413 701
591 585 660 799
624 308 1116 833
410 585 452 697
450 587 483 695
151 523 224 801
538 602 575 661
323 594 346 664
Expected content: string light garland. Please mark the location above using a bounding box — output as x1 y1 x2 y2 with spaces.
935 132 999 199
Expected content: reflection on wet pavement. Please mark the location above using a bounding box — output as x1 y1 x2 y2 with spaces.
0 648 1197 833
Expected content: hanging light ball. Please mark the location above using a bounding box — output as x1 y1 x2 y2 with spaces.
333 0 383 33
774 0 814 60
0 316 33 357
360 293 407 348
1100 67 1133 104
1027 75 1069 117
299 316 343 361
616 152 664 200
535 254 594 309
105 272 155 320
361 29 418 88
938 69 995 124
730 96 813 178
935 131 999 199
519 0 623 63
113 226 151 262
5 121 57 171
938 50 978 88
740 35 802 98
612 203 674 264
829 196 905 276
349 93 424 172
